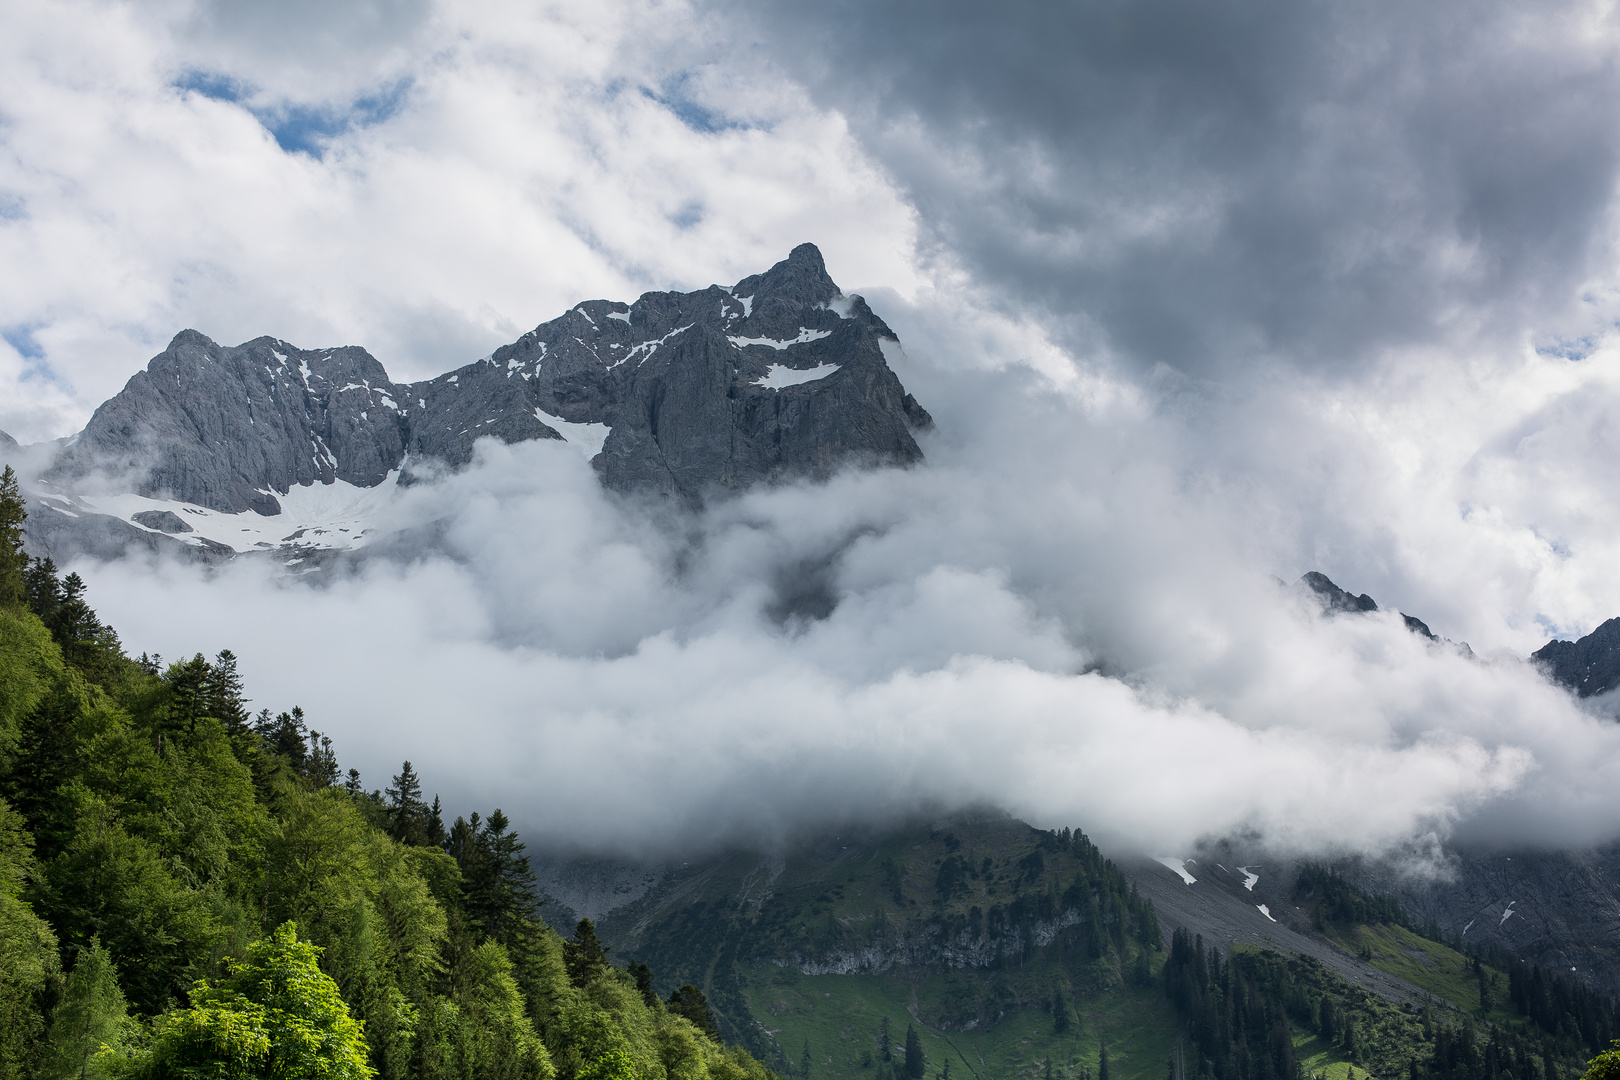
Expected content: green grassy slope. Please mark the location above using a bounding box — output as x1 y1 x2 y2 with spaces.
741 960 1182 1080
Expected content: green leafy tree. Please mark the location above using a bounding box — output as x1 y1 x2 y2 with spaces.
0 794 60 1080
41 938 128 1080
450 941 555 1080
104 921 372 1080
1586 1041 1620 1080
0 466 25 607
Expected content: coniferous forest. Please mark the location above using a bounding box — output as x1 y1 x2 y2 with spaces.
0 464 779 1080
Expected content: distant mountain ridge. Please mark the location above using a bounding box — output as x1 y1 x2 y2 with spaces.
1532 618 1620 698
14 244 931 559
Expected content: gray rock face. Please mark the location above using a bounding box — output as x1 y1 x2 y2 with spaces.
0 429 16 449
45 244 930 517
444 241 930 503
1300 570 1379 614
1367 844 1620 994
52 332 410 514
1533 617 1620 698
1300 571 1444 643
130 509 192 533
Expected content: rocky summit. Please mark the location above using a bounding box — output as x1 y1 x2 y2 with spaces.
22 244 931 561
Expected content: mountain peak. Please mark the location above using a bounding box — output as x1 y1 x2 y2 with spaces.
733 242 839 307
167 328 219 352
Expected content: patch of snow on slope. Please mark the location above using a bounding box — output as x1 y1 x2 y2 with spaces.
1500 901 1517 926
754 363 841 390
1238 866 1259 891
729 328 833 350
535 410 609 459
606 310 631 324
80 472 403 554
1153 857 1197 885
1257 905 1276 922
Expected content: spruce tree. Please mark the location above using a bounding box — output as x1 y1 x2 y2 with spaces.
201 649 251 734
629 960 658 1008
473 809 541 947
426 795 446 847
800 1039 812 1080
904 1024 924 1080
563 918 610 986
385 761 426 844
879 1017 892 1062
0 465 25 606
24 556 59 622
669 984 721 1042
1098 1040 1109 1080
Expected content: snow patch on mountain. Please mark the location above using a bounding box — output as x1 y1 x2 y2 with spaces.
78 472 403 554
536 410 610 458
755 363 841 390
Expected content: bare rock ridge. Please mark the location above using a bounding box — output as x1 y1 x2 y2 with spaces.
1298 570 1438 641
45 243 930 517
1533 617 1620 698
52 335 408 515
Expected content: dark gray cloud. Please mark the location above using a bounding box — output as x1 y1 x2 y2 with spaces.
720 0 1620 374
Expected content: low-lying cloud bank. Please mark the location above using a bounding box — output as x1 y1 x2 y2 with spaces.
67 321 1620 864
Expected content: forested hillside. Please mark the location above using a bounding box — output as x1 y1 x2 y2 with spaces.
0 463 780 1079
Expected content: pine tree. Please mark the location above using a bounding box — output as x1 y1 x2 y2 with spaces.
879 1017 892 1063
629 960 658 1008
1098 1040 1110 1080
24 556 60 622
426 795 446 847
466 809 541 948
385 761 427 844
904 1024 924 1080
258 708 309 769
305 731 339 788
1053 987 1070 1034
669 984 720 1042
202 649 251 734
0 465 25 606
344 769 363 797
563 918 610 986
801 1039 813 1080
